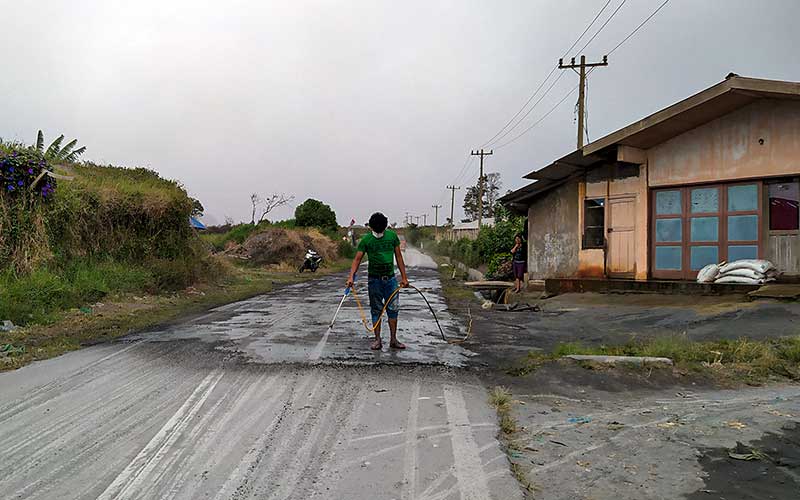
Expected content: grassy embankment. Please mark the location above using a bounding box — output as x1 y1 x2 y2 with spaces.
0 144 351 370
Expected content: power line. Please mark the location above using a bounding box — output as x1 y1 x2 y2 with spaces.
575 0 628 55
484 72 567 148
608 0 670 55
495 84 580 150
480 0 614 149
487 0 672 152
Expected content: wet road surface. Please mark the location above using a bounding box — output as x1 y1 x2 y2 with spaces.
0 250 523 500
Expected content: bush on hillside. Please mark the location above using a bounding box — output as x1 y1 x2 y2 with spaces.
295 198 337 230
0 145 58 272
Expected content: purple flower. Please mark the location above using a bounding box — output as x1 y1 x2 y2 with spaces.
28 168 33 174
8 167 13 173
17 180 23 186
7 185 14 191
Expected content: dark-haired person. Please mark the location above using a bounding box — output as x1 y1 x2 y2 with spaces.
346 212 410 350
510 234 526 293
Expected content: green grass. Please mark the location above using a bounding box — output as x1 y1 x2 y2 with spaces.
0 255 229 326
512 335 800 382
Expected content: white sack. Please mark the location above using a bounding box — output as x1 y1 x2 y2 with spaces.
718 259 775 275
714 275 765 285
718 268 765 281
696 263 720 283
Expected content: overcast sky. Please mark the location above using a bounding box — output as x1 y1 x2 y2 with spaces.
2 0 799 226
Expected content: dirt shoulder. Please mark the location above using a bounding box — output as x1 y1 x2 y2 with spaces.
0 259 350 371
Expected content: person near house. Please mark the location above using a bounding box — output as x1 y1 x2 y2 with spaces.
346 212 410 350
511 234 526 293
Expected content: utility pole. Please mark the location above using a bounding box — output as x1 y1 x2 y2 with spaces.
559 55 608 150
446 185 460 226
470 149 493 228
431 204 442 238
422 213 428 226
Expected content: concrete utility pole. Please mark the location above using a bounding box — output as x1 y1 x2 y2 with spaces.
446 185 460 226
470 149 493 228
431 204 442 238
559 55 608 150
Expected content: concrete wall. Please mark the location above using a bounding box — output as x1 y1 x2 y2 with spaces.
527 181 580 279
649 99 800 186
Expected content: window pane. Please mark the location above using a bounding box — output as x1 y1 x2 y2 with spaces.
656 191 682 215
690 217 719 242
690 246 719 270
728 215 759 241
655 246 682 270
585 207 604 227
769 182 799 231
691 188 719 213
584 227 604 249
655 218 682 242
728 184 758 212
728 245 758 262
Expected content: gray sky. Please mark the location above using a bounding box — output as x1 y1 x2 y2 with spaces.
2 0 799 226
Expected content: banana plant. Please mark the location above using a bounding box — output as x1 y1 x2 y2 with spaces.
35 130 86 162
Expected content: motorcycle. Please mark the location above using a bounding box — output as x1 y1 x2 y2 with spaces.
299 249 323 272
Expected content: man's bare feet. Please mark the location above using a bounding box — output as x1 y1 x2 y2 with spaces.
389 341 406 349
371 339 382 350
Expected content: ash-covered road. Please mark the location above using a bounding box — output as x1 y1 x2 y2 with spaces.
0 249 522 500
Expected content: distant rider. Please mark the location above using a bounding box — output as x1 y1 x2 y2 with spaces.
346 212 410 350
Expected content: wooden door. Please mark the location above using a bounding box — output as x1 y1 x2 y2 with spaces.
767 180 800 275
607 196 636 277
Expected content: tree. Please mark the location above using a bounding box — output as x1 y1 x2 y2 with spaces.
463 172 502 221
35 130 86 162
295 198 337 230
190 198 204 217
250 192 294 224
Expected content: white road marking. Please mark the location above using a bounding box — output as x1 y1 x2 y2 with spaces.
212 372 318 500
402 379 421 500
97 369 223 500
443 385 491 500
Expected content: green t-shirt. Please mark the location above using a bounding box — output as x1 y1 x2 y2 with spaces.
357 230 400 277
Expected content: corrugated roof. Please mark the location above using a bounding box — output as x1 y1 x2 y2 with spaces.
500 150 603 212
583 75 800 156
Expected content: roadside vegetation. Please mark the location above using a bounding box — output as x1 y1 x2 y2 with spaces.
406 205 525 279
0 137 353 370
509 334 800 384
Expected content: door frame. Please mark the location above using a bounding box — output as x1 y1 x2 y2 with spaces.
606 194 637 278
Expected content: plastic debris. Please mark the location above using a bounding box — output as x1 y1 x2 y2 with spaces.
725 421 748 430
0 320 16 332
567 416 592 425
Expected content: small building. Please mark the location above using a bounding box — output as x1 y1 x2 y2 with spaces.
501 75 800 281
443 218 495 241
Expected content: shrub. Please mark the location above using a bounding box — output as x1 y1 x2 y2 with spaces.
338 240 356 259
295 198 337 230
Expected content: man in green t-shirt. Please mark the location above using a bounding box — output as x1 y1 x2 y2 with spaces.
346 212 410 350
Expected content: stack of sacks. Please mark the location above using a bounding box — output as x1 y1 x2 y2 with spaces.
697 260 778 284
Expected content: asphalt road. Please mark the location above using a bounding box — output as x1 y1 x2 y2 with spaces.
0 249 523 500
